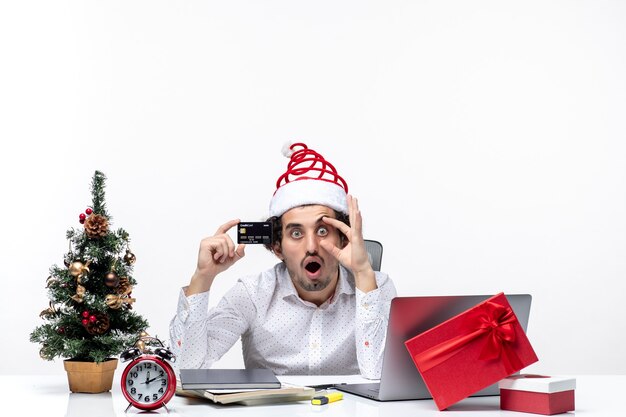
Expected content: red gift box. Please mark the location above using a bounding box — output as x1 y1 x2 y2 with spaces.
404 292 539 410
499 374 576 415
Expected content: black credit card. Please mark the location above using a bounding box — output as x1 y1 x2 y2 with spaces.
237 222 272 244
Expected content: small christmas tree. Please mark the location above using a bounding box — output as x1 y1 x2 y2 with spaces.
30 171 149 363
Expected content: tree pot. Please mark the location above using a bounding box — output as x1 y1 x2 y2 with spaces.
63 358 118 393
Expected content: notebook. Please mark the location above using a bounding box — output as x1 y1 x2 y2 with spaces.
336 294 533 401
179 368 281 390
175 383 315 405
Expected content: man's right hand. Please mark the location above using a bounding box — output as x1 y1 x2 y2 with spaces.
186 219 246 295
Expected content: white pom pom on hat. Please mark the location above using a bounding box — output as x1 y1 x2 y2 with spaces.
281 141 296 158
269 142 349 218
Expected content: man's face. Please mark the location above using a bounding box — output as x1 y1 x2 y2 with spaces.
273 205 342 297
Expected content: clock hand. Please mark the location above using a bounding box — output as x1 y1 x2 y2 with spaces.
140 376 164 384
145 370 151 384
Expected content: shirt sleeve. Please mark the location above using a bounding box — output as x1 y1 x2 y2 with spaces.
168 280 256 372
354 272 397 379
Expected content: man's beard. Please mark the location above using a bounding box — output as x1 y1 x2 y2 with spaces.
285 251 339 293
293 272 333 292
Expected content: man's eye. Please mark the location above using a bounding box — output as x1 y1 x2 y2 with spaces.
317 227 328 236
290 230 303 238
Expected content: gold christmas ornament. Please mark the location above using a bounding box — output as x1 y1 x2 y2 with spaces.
123 249 136 265
135 339 146 352
69 260 90 303
69 261 89 277
105 293 136 309
140 331 149 338
71 284 86 303
84 214 109 238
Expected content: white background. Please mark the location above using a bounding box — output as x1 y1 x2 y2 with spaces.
1 1 624 375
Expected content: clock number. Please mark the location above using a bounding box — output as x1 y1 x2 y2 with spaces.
161 379 167 386
153 394 159 401
128 379 134 386
159 387 164 393
131 371 138 378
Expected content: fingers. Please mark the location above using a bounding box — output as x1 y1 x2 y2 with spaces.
235 244 246 259
198 235 230 263
215 218 240 235
321 195 365 239
348 195 363 234
197 219 240 264
201 236 243 265
319 239 343 262
212 237 234 263
211 219 240 261
322 215 351 235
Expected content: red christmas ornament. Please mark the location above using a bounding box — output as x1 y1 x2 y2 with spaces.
82 310 90 318
85 207 93 215
89 315 97 323
81 319 88 326
79 213 86 221
79 218 85 224
57 327 65 334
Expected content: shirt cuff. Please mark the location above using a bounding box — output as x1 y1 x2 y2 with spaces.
177 286 209 323
356 286 384 321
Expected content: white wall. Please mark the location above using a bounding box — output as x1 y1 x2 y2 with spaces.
1 1 625 375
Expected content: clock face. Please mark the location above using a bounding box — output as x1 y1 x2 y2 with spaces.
121 356 176 411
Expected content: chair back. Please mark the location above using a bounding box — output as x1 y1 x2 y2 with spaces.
364 239 383 271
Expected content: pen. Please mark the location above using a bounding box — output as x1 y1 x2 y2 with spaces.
311 392 343 405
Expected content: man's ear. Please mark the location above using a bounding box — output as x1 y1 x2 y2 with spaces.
272 242 284 260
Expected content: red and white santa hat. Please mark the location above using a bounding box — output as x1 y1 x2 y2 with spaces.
269 142 349 218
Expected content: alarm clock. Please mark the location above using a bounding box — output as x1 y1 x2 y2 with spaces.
120 334 176 412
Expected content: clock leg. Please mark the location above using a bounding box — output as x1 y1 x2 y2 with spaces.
124 402 133 413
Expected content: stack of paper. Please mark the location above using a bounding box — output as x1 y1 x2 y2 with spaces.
176 369 314 405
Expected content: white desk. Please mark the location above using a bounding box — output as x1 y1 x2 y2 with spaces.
1 374 621 416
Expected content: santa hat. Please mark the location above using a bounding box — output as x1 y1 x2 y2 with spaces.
269 142 349 218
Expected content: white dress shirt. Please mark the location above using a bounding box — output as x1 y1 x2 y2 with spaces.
169 263 397 379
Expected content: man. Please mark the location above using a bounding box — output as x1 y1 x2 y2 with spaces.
169 143 396 378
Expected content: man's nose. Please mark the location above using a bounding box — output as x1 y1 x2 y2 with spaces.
305 233 320 252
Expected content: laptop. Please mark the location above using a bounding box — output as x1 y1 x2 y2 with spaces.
336 294 533 401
